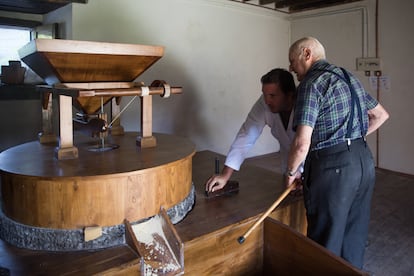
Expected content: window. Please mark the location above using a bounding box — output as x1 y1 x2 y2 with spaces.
0 25 47 84
0 26 31 67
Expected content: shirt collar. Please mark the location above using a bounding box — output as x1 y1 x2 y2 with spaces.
308 59 329 73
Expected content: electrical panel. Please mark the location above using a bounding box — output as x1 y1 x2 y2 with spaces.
356 57 382 71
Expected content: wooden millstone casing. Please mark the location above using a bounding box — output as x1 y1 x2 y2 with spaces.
0 133 195 229
18 39 164 85
18 39 165 114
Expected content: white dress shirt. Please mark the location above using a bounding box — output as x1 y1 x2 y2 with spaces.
225 95 297 173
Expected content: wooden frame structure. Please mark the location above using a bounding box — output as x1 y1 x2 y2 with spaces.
19 39 182 159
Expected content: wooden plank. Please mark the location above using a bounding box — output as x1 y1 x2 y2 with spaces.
125 220 143 258
57 82 136 89
276 0 363 11
140 95 153 138
19 39 164 59
0 239 140 275
58 94 73 148
183 217 263 275
159 208 184 270
0 16 41 28
269 196 307 234
56 94 78 159
259 0 276 4
96 260 141 276
36 85 183 98
263 217 368 275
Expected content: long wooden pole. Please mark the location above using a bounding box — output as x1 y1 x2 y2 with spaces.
237 184 295 244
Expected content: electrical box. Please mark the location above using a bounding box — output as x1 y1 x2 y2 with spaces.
356 57 381 71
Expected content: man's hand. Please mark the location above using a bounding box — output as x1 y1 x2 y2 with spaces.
284 171 303 192
205 174 229 193
205 165 234 193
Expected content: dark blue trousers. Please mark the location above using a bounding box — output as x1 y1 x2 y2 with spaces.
303 138 375 269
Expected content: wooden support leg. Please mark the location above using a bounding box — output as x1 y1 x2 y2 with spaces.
110 97 124 136
38 92 57 144
137 95 156 148
55 94 78 160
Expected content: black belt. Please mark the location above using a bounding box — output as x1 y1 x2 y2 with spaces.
310 137 366 158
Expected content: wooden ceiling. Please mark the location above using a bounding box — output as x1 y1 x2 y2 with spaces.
0 0 87 14
234 0 363 13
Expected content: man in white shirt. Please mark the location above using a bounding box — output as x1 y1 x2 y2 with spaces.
205 68 300 193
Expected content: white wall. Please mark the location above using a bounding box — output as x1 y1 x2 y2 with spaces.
43 4 73 39
290 0 414 174
70 0 290 158
376 0 414 174
31 0 412 174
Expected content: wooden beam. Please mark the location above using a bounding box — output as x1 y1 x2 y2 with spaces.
0 0 87 15
259 0 276 5
276 0 324 9
28 0 88 3
0 17 41 28
137 95 157 148
55 94 78 159
276 0 362 11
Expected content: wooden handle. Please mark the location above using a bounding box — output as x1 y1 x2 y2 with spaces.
238 184 295 244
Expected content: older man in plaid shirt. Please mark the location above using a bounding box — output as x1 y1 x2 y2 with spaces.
285 37 389 269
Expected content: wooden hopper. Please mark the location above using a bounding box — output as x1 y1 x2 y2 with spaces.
19 39 165 114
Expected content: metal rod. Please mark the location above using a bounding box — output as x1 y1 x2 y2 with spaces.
107 95 137 129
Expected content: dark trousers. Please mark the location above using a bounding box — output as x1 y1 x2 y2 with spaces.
303 138 375 269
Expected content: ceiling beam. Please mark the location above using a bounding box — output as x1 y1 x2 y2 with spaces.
259 0 276 4
0 16 42 28
276 0 362 12
0 0 88 14
31 0 88 3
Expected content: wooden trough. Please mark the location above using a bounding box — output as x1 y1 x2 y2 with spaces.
121 200 367 276
264 218 368 275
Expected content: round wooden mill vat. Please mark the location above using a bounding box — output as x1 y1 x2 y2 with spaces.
0 133 195 251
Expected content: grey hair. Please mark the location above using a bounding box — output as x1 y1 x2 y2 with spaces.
290 37 326 60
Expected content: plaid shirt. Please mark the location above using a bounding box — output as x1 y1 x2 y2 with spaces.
293 60 378 151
